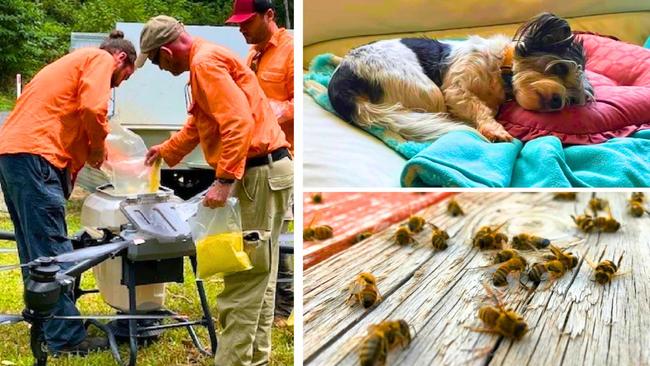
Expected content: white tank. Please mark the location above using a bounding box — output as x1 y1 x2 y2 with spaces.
80 186 166 312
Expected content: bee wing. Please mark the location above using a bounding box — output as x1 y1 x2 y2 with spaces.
549 244 563 258
305 212 320 229
468 262 500 271
561 238 585 249
585 258 598 270
348 279 365 295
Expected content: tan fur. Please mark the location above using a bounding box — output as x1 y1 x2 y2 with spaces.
441 37 515 141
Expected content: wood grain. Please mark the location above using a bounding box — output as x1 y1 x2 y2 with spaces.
303 192 650 366
303 192 453 269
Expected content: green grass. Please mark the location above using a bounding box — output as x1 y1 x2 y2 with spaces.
0 91 15 111
0 193 294 365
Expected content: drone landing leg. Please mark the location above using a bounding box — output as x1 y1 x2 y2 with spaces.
128 264 138 366
29 316 47 366
191 256 218 355
85 319 122 364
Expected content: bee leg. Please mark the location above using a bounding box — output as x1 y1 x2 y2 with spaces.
518 275 533 292
613 271 631 278
542 276 559 291
345 293 356 306
482 281 506 309
585 258 598 270
466 326 502 335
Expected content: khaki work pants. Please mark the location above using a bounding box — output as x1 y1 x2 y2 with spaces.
214 157 293 366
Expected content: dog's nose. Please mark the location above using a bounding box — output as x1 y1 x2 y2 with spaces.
549 94 563 110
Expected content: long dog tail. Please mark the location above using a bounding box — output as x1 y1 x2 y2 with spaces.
354 101 476 142
327 61 475 142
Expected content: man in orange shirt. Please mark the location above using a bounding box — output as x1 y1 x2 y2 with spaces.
227 0 294 151
0 31 136 354
137 15 293 366
227 0 295 328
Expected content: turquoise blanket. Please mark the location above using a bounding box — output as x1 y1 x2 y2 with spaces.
305 54 650 187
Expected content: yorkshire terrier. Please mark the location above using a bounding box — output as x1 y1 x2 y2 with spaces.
327 12 594 142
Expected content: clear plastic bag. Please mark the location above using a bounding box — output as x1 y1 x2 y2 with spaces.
188 197 252 279
102 119 159 195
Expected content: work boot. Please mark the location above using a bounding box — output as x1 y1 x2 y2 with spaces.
52 336 109 356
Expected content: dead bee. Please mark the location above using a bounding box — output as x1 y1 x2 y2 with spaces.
311 192 323 204
407 215 426 233
586 252 625 285
430 225 450 251
526 246 577 286
303 227 316 241
553 192 577 201
492 256 527 287
493 249 520 264
543 259 568 279
630 192 645 203
447 198 464 216
393 225 416 245
628 200 646 217
472 223 508 250
526 259 567 287
571 212 596 233
593 207 620 233
527 262 548 284
588 196 609 214
628 193 648 217
549 245 579 271
354 231 374 243
347 272 382 308
359 320 412 366
469 283 528 340
302 225 333 241
511 233 550 250
303 215 334 241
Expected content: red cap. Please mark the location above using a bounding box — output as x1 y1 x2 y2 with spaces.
226 0 257 24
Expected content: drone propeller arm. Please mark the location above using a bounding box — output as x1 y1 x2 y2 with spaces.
61 240 132 278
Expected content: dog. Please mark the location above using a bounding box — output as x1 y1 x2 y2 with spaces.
327 13 594 142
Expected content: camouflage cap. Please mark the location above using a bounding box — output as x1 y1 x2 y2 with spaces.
135 15 184 68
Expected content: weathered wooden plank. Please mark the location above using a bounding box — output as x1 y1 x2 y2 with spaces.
304 192 650 366
303 192 513 362
303 192 452 269
488 192 650 366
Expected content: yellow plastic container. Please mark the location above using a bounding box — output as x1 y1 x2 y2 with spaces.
196 232 252 279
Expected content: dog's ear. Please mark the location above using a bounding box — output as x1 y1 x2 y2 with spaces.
567 38 587 69
514 12 574 57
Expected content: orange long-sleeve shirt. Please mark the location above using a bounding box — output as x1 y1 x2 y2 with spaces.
159 37 288 180
0 48 114 174
247 26 294 150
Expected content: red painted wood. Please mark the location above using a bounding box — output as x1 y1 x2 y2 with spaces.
303 192 455 269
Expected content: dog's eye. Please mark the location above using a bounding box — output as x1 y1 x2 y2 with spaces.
548 63 569 77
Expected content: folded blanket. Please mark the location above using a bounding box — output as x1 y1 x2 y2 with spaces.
305 54 650 187
402 130 650 187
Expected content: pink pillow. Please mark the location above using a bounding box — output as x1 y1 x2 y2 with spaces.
498 34 650 145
